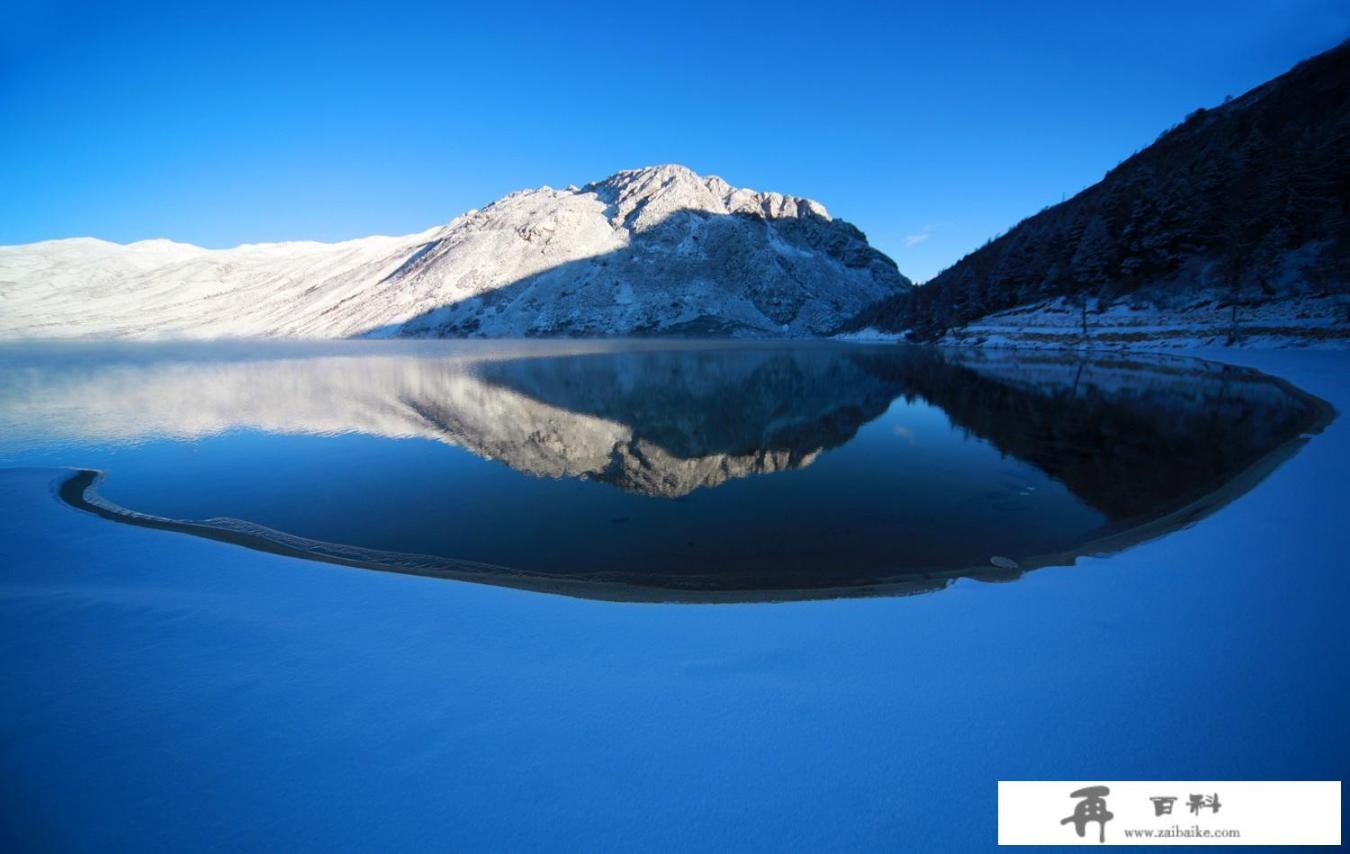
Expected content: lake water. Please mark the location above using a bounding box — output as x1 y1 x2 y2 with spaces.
2 342 1346 851
0 340 1326 601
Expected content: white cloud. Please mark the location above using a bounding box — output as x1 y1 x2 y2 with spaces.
902 222 948 249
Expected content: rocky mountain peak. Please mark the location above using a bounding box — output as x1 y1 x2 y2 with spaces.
1 165 909 340
583 164 832 233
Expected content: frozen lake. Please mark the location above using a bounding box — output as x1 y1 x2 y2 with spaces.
0 342 1346 850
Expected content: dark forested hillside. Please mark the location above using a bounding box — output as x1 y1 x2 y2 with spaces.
850 40 1350 340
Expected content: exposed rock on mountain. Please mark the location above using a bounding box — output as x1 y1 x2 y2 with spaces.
0 165 909 340
847 40 1350 347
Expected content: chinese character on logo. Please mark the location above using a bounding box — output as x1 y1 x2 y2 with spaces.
1062 785 1113 843
1188 793 1222 815
1150 796 1177 816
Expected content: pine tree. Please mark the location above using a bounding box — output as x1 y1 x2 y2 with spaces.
1070 215 1114 287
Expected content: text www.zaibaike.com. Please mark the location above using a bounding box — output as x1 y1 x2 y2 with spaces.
1121 824 1241 840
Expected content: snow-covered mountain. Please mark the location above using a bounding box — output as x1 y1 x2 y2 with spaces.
0 165 910 340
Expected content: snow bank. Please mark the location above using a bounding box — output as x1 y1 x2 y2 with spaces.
941 291 1350 350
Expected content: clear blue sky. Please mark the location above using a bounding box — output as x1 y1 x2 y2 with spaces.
2 1 1345 281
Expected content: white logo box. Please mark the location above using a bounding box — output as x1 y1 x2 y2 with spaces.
998 780 1340 846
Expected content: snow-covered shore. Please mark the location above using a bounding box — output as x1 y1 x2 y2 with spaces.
939 291 1350 350
1 347 1346 850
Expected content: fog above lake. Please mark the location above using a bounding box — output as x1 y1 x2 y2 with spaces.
0 340 1327 600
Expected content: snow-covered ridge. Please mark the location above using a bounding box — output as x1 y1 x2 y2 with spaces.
583 165 832 232
0 165 910 340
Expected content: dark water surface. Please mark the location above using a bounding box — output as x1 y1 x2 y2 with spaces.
0 340 1329 600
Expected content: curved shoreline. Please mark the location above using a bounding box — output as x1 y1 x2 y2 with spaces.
54 362 1334 604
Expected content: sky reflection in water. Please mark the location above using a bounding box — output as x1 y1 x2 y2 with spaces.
0 340 1327 601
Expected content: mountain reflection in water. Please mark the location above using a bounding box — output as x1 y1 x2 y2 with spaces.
0 341 1329 602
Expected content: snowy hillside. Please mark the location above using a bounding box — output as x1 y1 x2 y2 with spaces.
0 165 910 340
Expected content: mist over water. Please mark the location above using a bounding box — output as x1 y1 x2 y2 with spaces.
0 340 1326 600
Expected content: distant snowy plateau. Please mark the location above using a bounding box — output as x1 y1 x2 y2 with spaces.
0 165 910 340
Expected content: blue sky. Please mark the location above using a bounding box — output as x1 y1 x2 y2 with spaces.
2 1 1345 281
